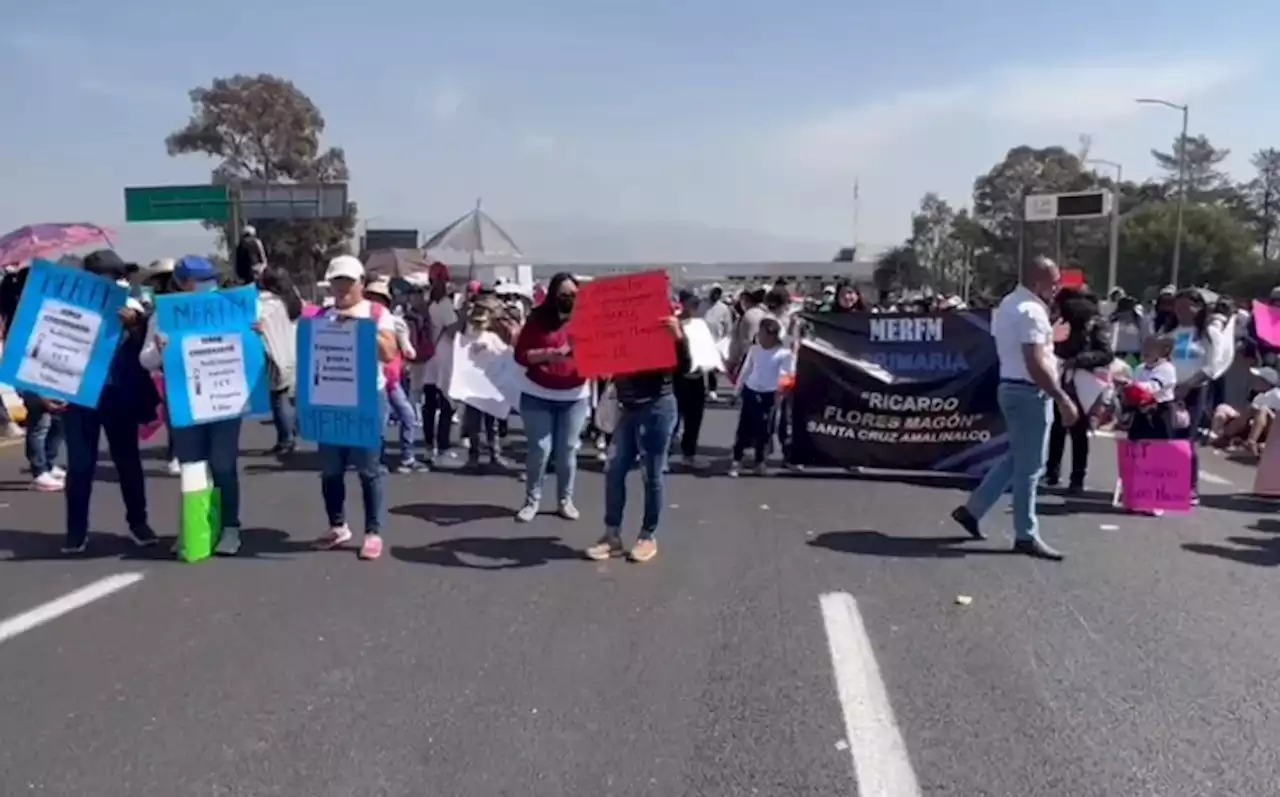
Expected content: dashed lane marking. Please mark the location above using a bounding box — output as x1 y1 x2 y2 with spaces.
819 591 923 797
1199 471 1233 486
0 573 145 646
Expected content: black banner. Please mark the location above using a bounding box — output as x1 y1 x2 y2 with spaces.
789 311 1007 475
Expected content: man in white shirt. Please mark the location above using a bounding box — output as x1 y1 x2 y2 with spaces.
950 256 1077 561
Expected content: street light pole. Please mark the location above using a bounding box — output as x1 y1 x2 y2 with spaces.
1087 158 1123 295
1136 97 1190 288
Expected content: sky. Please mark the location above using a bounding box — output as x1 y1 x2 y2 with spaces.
2 0 1277 264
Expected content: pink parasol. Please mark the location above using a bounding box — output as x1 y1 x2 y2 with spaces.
0 223 114 267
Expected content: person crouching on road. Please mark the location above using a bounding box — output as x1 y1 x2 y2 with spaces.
140 256 248 556
310 256 399 560
728 317 793 478
62 250 160 555
587 315 691 563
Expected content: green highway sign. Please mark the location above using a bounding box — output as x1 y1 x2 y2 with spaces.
124 184 229 222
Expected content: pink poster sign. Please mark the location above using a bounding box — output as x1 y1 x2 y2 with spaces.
1252 301 1280 348
1118 440 1193 512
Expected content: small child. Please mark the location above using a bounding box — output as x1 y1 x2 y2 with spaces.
1124 334 1177 442
729 317 793 477
459 299 510 470
1120 334 1177 515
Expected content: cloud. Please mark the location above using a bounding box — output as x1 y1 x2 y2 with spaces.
776 57 1254 173
427 81 464 121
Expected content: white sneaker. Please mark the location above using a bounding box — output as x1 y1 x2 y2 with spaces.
31 472 64 492
215 527 242 555
515 503 539 523
50 465 66 480
167 459 181 476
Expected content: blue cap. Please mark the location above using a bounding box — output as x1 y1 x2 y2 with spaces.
174 255 219 284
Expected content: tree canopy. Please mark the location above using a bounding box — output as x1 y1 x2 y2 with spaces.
166 74 356 285
881 132 1276 302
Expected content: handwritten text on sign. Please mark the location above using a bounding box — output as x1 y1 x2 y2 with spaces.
1118 439 1193 512
569 270 676 378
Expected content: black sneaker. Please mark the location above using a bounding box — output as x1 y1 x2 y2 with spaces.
950 506 986 540
60 540 88 555
129 526 159 548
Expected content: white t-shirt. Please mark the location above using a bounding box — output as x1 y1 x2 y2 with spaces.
1169 325 1212 385
739 343 794 394
1133 360 1177 403
1252 386 1280 412
416 297 458 388
992 285 1052 382
318 299 397 391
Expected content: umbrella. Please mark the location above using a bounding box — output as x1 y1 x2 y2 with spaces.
0 223 114 267
422 199 522 278
364 248 435 280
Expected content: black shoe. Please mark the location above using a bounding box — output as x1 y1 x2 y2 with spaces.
129 526 159 548
1041 475 1060 488
1013 538 1064 561
1064 481 1084 496
950 506 986 540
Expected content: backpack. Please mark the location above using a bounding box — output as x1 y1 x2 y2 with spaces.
408 313 437 363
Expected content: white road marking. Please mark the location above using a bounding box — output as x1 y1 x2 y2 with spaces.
0 573 145 646
1199 471 1233 486
819 592 923 797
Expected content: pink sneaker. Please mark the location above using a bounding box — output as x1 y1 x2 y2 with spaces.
358 535 384 560
314 524 353 550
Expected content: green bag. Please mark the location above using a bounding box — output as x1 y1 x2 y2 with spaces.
176 462 221 563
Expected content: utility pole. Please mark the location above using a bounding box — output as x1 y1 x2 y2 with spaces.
1087 159 1123 294
1137 98 1190 288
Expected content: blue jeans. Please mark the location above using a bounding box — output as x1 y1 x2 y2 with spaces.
520 393 589 506
269 389 296 448
171 418 244 529
63 404 149 547
318 443 386 533
605 393 678 536
384 381 418 465
964 382 1051 542
22 394 63 475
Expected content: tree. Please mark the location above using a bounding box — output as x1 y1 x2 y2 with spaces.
166 74 357 285
909 193 962 289
874 244 925 296
971 145 1106 283
1242 148 1280 260
1117 201 1258 295
1151 135 1232 201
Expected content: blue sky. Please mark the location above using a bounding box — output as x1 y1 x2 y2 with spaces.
2 0 1275 262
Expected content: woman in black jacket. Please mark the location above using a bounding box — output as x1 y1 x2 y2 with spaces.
1046 289 1114 493
585 316 692 565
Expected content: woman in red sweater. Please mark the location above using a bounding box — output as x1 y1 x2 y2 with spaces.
512 272 591 522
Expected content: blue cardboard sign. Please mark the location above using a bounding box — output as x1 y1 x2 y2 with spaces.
0 260 127 408
155 285 269 428
296 314 381 449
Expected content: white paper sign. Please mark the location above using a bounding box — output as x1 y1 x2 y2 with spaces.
683 318 724 373
308 318 359 408
447 337 523 419
181 333 250 423
15 297 101 396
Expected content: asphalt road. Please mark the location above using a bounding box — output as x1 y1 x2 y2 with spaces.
1 407 1280 796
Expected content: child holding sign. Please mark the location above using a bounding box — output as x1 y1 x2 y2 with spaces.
1117 334 1177 515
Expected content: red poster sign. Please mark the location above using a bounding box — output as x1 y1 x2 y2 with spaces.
569 271 677 378
1059 268 1085 289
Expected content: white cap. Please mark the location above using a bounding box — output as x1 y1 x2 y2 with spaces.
325 254 365 282
364 278 392 300
243 225 257 237
1251 366 1280 386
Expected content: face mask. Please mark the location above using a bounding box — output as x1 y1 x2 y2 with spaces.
194 280 219 293
116 279 130 289
556 295 575 313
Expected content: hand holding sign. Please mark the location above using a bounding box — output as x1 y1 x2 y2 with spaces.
568 271 677 378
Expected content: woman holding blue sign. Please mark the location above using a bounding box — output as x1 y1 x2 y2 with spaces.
306 255 399 561
140 256 248 555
